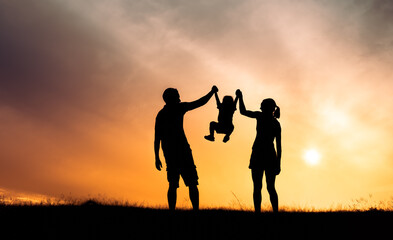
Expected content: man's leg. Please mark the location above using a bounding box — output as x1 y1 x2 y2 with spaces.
168 185 177 211
167 169 180 211
189 185 199 210
183 149 199 210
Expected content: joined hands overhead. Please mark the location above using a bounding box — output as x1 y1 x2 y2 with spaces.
235 89 242 98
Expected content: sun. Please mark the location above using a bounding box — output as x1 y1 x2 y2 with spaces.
303 149 321 166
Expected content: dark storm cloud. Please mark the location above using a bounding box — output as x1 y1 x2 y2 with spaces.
0 1 130 126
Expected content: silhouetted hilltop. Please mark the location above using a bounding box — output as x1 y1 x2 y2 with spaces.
0 205 392 239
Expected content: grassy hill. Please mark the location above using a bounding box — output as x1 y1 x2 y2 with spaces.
1 203 392 239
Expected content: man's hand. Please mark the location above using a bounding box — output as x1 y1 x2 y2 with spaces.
236 89 242 98
275 167 281 175
274 162 281 175
212 85 218 93
155 157 163 171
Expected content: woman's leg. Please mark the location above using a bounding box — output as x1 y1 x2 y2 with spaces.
251 169 263 213
266 172 278 212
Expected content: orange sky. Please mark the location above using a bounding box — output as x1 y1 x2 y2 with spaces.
1 0 393 209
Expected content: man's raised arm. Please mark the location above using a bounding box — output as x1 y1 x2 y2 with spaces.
185 86 218 111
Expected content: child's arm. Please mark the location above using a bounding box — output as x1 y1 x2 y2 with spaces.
214 91 221 108
233 95 239 110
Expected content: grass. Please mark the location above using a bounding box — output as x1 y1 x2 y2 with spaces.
1 202 392 240
1 194 393 240
1 192 393 211
1 193 393 239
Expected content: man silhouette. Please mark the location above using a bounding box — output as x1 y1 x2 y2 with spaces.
154 86 218 210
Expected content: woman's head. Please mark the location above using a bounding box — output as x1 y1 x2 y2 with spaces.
260 98 280 118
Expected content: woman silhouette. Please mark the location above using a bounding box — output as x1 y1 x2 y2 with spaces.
236 90 282 213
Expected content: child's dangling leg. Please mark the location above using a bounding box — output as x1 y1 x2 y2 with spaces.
204 121 217 141
222 125 234 143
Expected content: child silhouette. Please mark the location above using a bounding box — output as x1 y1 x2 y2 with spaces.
204 90 238 143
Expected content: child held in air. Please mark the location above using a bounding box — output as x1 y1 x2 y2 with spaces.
204 90 238 143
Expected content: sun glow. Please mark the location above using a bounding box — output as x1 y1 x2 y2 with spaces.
303 149 321 166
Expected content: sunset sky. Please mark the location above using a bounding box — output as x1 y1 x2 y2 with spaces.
1 0 393 209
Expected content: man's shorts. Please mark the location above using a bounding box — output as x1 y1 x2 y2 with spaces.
167 166 199 188
164 147 199 188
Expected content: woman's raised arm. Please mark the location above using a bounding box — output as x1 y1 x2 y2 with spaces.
236 89 259 118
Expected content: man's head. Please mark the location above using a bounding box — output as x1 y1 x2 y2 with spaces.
163 88 181 105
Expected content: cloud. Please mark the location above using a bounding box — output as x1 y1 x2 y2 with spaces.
0 0 139 195
357 0 393 56
319 0 393 60
0 0 132 127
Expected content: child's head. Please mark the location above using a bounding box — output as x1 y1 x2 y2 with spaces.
222 96 235 108
260 98 280 118
163 88 180 105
